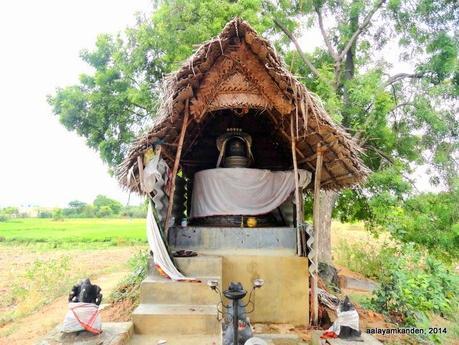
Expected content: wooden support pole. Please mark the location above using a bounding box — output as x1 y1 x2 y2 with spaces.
311 143 324 326
290 113 302 256
164 99 190 237
137 156 145 192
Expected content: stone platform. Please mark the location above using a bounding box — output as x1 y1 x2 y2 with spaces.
311 331 383 345
168 226 299 252
257 333 308 344
36 322 133 345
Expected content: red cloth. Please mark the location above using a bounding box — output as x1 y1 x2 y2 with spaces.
320 331 338 339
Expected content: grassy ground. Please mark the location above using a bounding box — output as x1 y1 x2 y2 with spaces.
0 246 144 345
0 218 146 245
2 218 457 344
0 217 148 343
0 244 146 327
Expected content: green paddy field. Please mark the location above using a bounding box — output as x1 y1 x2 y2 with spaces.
0 218 146 245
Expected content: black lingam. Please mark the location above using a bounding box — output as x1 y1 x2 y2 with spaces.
68 278 103 305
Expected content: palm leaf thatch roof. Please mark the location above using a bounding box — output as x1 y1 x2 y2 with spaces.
117 18 370 193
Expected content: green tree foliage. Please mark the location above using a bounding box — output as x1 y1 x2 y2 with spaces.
62 200 88 217
37 211 53 219
95 205 114 218
1 207 19 216
276 0 458 260
48 0 283 169
367 181 459 261
277 0 458 185
93 194 122 216
49 1 458 256
56 195 137 218
68 200 87 213
52 208 64 221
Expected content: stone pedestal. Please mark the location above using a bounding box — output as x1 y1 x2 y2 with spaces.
169 226 309 325
222 255 309 325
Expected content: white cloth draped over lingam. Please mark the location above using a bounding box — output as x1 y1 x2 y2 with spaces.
142 157 311 280
190 168 312 218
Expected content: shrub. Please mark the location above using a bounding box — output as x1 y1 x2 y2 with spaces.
334 240 395 280
335 239 458 343
369 244 458 330
109 250 149 303
121 205 147 218
0 214 8 222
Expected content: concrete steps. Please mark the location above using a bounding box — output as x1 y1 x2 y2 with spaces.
133 304 220 335
140 275 221 305
129 334 221 345
147 256 223 277
131 255 223 343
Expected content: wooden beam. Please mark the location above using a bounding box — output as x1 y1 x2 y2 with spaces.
290 112 302 256
164 99 190 238
297 140 338 164
137 156 145 192
311 143 324 327
321 173 353 187
280 128 305 160
160 147 175 164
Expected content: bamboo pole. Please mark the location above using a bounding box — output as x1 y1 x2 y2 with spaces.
311 143 324 326
164 99 190 238
290 113 302 256
137 156 145 192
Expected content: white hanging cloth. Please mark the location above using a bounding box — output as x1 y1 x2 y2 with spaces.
146 202 196 281
190 168 312 218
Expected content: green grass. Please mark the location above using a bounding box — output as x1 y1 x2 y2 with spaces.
0 218 146 245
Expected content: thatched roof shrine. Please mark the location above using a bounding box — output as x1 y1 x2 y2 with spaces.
117 18 369 192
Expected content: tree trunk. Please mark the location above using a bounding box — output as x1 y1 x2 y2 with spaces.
317 190 338 264
316 3 357 265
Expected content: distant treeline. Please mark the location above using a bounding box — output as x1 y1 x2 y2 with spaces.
0 195 147 220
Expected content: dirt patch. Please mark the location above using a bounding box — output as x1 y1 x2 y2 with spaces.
100 299 136 322
0 245 144 345
334 264 368 281
253 323 312 343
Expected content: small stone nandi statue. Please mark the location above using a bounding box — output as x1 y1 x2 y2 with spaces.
68 278 103 305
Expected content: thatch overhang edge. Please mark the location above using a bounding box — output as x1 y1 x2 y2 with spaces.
116 18 371 193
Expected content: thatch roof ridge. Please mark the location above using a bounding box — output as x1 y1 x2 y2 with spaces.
117 18 370 192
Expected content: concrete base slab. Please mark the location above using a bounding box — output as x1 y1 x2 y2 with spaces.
338 276 378 292
168 226 299 252
132 304 220 335
140 275 221 305
257 333 308 345
128 334 221 345
36 322 133 345
148 256 223 277
311 331 382 345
